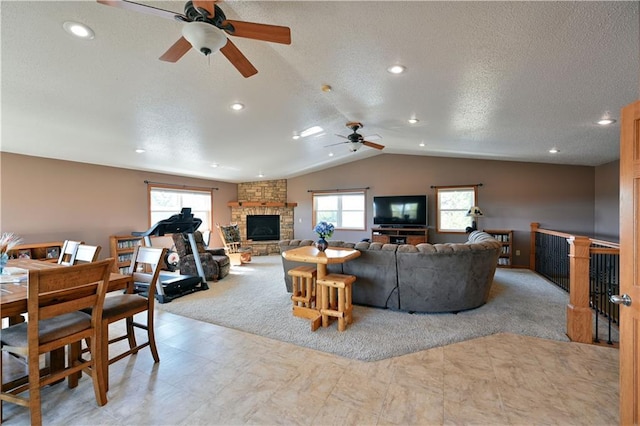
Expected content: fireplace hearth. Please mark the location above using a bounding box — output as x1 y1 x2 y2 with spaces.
246 215 280 241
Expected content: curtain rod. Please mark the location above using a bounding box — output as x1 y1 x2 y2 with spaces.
307 187 370 193
144 180 219 191
430 183 483 189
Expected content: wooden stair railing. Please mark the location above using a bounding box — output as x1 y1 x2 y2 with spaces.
530 222 620 345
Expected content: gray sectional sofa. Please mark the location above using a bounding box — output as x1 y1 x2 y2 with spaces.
278 231 502 313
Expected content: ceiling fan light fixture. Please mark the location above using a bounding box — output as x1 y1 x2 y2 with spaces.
181 21 227 56
349 142 362 152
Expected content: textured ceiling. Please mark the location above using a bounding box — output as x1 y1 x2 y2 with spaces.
1 1 638 183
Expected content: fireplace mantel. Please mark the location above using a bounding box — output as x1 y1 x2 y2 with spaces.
227 201 297 208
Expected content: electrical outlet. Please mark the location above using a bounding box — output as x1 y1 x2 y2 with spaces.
515 250 521 256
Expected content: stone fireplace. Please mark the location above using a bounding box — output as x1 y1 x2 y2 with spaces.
228 179 296 255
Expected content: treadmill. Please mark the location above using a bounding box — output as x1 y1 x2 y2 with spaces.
132 207 209 303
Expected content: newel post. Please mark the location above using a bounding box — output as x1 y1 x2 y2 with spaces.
530 222 539 271
566 236 592 343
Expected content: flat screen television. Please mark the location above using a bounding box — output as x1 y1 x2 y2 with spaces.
373 195 428 227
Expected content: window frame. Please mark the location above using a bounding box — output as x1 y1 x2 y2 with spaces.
311 190 367 231
147 184 214 234
435 185 478 234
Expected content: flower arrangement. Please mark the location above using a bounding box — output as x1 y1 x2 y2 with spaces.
314 221 335 240
0 232 22 255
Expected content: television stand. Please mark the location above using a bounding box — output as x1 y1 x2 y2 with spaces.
371 227 429 245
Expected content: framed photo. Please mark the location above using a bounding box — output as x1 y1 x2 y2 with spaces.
18 249 31 259
46 246 60 259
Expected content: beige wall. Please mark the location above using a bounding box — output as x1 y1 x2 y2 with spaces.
2 152 619 268
0 153 237 256
594 160 620 241
287 154 597 268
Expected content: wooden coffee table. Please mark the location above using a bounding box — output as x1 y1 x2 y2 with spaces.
282 245 360 330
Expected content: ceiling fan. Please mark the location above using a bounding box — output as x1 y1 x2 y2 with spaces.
96 0 291 78
326 122 385 152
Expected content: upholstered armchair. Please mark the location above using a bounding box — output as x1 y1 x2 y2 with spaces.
171 231 230 280
216 223 252 266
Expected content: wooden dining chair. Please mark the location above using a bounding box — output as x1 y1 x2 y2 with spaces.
0 259 113 426
97 246 166 390
74 244 102 264
57 240 81 266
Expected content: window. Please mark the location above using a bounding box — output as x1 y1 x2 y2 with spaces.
148 186 213 233
436 186 477 233
312 191 366 230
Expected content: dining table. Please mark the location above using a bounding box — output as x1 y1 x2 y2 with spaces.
281 245 361 330
1 258 132 322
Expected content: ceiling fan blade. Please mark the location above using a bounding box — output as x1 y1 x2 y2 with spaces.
363 141 385 150
336 134 349 140
224 20 291 44
220 39 258 78
192 1 217 18
324 141 348 148
159 37 192 62
96 0 185 21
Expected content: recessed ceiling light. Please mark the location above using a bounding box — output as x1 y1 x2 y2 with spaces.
419 142 425 147
300 126 323 137
135 149 145 154
230 103 244 111
328 152 334 157
63 21 95 39
292 133 300 140
387 65 406 74
408 118 419 124
597 118 616 125
211 163 219 168
258 173 265 178
549 148 559 154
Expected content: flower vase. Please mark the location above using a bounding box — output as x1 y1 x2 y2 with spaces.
316 238 328 252
0 253 8 275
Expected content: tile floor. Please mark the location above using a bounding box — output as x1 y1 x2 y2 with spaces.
2 310 619 425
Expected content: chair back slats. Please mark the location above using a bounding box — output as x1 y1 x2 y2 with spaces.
127 246 165 298
75 244 101 264
40 294 99 320
27 259 113 326
57 240 82 266
132 247 164 266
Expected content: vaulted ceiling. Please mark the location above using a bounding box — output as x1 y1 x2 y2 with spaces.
2 1 638 183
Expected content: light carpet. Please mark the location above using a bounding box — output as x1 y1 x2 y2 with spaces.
158 255 572 361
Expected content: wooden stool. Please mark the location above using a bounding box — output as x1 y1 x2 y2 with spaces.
288 265 317 308
316 273 356 331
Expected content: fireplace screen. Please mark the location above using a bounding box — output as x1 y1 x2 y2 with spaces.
246 215 280 241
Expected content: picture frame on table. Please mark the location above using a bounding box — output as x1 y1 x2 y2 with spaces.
46 246 60 259
17 249 31 259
